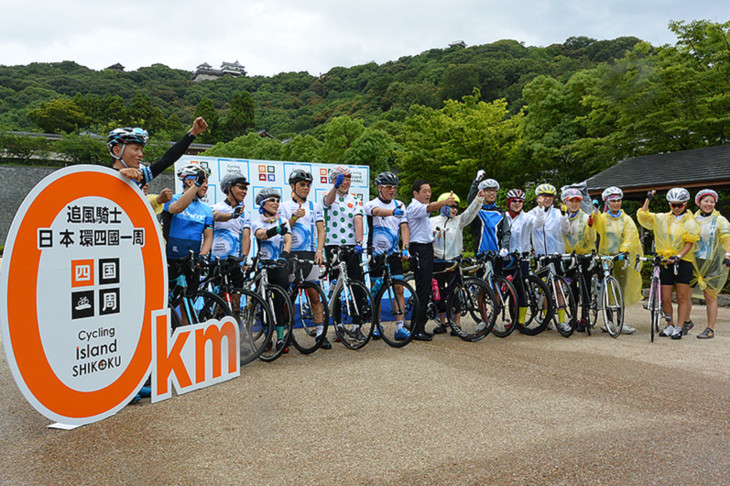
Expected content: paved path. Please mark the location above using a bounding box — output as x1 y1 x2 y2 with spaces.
1 303 729 485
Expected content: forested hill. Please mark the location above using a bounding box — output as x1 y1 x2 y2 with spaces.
0 36 641 139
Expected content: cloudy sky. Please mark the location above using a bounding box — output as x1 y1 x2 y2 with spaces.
1 0 726 76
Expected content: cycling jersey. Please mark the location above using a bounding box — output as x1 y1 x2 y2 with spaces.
637 209 700 261
529 206 570 255
364 197 407 254
211 201 251 259
280 199 324 252
692 210 730 298
251 215 290 260
323 193 364 246
162 194 213 259
467 181 511 254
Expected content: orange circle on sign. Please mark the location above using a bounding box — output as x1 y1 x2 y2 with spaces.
5 169 164 420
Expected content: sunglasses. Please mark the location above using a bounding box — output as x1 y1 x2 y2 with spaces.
670 202 686 208
510 199 524 203
265 198 280 204
380 185 397 190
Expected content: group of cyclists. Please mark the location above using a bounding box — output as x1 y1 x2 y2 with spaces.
109 119 730 366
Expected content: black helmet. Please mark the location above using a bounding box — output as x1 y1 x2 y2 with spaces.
289 169 313 185
220 173 248 194
375 171 399 186
255 188 281 206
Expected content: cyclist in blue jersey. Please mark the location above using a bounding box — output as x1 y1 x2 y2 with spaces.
252 188 292 352
109 117 207 188
364 171 411 340
162 165 213 262
280 169 330 349
467 173 511 268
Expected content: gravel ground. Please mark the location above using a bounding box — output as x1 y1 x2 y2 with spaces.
1 303 729 485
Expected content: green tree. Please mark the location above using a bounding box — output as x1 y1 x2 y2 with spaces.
280 134 323 162
223 90 256 140
193 97 220 144
27 98 89 133
54 133 109 165
319 115 365 163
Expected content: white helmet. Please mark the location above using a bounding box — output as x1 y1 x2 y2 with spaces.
695 189 718 206
601 186 623 201
561 188 583 202
666 187 690 204
329 165 351 182
478 179 500 191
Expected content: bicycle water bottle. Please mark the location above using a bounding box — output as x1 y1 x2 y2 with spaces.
431 278 441 302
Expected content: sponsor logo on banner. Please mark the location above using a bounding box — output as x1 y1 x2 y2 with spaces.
0 166 239 426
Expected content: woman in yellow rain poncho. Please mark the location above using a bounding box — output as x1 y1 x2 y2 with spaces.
637 188 700 340
690 189 730 339
593 187 643 334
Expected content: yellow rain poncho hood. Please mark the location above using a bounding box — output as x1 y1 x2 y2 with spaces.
594 210 643 305
691 210 730 298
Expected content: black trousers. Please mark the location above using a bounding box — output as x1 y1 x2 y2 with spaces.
411 242 434 333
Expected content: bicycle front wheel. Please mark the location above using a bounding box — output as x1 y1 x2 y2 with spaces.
332 280 374 350
490 275 518 338
230 288 275 365
516 275 552 336
446 277 496 342
374 278 417 348
649 277 661 343
551 276 576 338
601 276 624 338
259 284 294 362
290 282 329 354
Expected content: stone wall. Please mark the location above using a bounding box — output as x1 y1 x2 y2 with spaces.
0 166 174 246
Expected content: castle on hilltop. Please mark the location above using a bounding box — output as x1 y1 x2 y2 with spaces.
193 61 247 82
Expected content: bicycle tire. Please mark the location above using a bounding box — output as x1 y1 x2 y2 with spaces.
374 278 417 348
259 284 294 362
229 288 275 365
290 281 329 354
650 277 661 343
551 275 577 338
587 274 600 335
516 275 553 335
489 275 518 338
601 276 624 338
446 277 496 342
331 280 374 350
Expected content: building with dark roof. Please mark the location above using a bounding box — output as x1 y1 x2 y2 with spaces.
585 145 730 199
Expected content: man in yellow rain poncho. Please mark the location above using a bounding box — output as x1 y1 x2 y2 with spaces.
592 186 642 334
691 189 730 339
561 187 596 333
637 188 700 340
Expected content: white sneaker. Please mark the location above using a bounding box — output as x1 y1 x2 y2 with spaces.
671 326 683 340
659 324 675 337
621 324 636 335
559 322 572 333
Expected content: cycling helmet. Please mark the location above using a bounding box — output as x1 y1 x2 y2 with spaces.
375 171 399 186
478 179 500 191
561 188 583 202
666 187 690 204
535 184 557 196
255 187 281 206
220 173 248 194
329 165 352 181
437 192 460 205
506 188 525 201
695 189 718 206
288 168 313 185
177 164 208 182
602 186 623 201
107 127 148 151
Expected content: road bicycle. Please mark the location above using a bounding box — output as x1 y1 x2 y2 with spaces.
561 253 599 335
466 252 518 338
368 249 417 348
287 255 330 354
593 254 626 338
534 254 577 337
325 247 374 350
168 252 233 333
509 253 554 336
204 256 274 365
636 254 673 342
